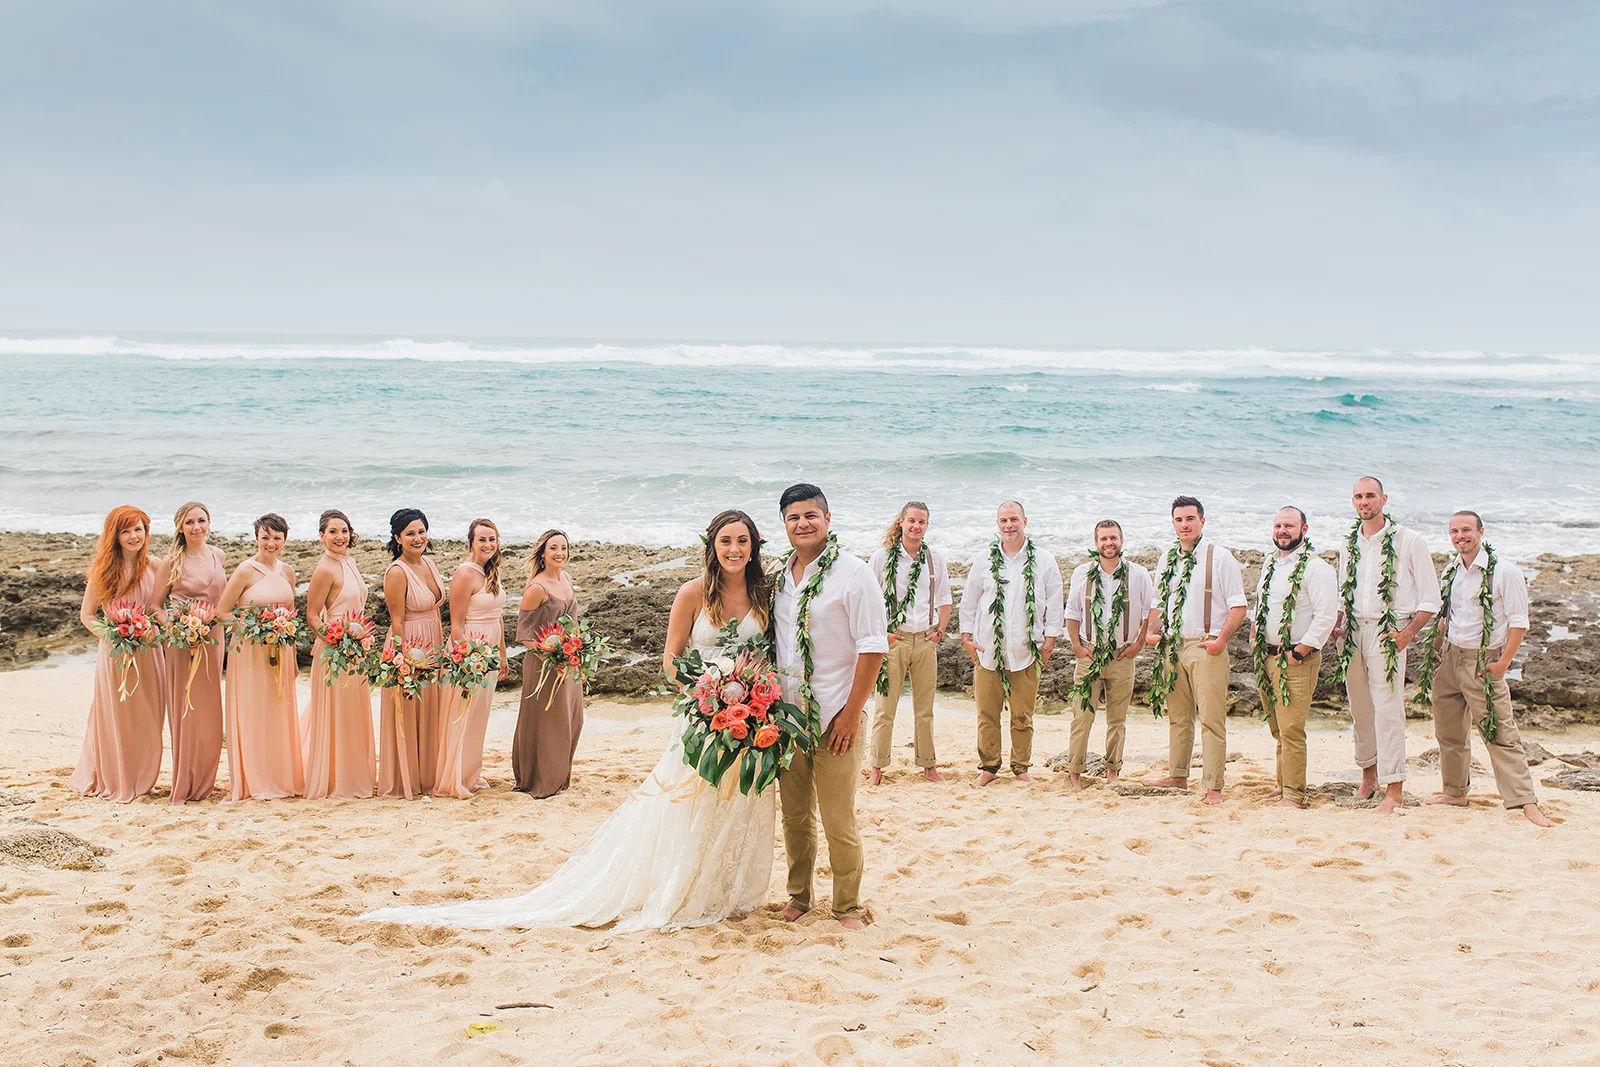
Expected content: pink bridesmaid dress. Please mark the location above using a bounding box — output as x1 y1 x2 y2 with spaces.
434 561 506 798
378 556 445 799
72 567 168 803
224 559 305 800
166 546 227 803
303 554 375 799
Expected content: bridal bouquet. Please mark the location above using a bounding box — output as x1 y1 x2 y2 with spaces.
369 637 440 702
442 637 500 700
669 635 809 796
319 611 377 684
91 599 163 701
163 598 218 715
524 614 611 703
230 603 307 668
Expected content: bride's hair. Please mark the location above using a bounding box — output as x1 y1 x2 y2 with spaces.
881 500 930 550
702 509 771 629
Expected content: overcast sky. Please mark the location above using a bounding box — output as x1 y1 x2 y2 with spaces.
1 1 1595 349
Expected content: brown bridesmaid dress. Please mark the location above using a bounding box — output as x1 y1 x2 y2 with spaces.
165 546 227 803
303 554 375 799
377 556 445 799
72 567 167 803
224 559 305 800
512 591 584 797
434 561 506 798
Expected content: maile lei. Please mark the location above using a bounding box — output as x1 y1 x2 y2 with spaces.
1251 539 1315 719
986 538 1040 698
1070 560 1129 710
777 532 842 748
1148 539 1200 719
1413 543 1501 741
875 540 927 696
1334 514 1400 684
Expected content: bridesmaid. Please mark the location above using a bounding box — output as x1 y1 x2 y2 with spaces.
72 506 169 803
161 501 227 804
434 518 510 798
302 509 375 799
513 529 584 798
216 513 305 800
378 508 446 799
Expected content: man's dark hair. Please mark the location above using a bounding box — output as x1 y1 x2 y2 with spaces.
1277 505 1308 525
1093 519 1123 537
779 483 828 515
1170 495 1204 518
1452 509 1484 530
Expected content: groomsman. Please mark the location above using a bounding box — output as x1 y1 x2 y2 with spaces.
1423 511 1552 826
1334 477 1440 815
1144 496 1248 805
959 500 1064 786
1252 506 1339 809
1063 519 1154 790
867 502 953 785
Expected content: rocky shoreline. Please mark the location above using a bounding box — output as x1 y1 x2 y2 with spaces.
3 531 1595 727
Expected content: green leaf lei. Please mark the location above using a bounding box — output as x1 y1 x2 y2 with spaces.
1334 514 1400 684
875 540 927 696
776 532 842 750
1070 559 1130 711
1148 539 1199 719
986 538 1040 698
1251 539 1315 720
1413 542 1501 741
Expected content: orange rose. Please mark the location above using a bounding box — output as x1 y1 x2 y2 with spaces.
724 702 751 721
710 711 732 732
728 721 749 740
754 723 780 748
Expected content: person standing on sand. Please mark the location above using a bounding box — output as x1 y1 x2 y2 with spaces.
1332 477 1440 814
1063 519 1153 791
958 500 1063 786
1143 496 1247 805
1416 511 1552 826
867 501 952 785
513 529 585 798
774 484 888 929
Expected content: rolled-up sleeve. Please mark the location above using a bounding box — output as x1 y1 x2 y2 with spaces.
846 566 890 653
1501 565 1531 631
1301 560 1340 650
958 558 985 635
1407 532 1442 615
1219 550 1248 609
1064 564 1088 623
932 549 953 609
1040 555 1065 639
867 548 889 593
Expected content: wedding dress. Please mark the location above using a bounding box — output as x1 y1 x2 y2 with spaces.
363 611 776 932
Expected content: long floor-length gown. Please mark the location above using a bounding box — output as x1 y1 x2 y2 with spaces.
166 546 227 803
512 589 584 797
378 556 445 799
434 561 505 799
303 553 375 799
72 567 168 803
224 559 305 800
365 612 776 931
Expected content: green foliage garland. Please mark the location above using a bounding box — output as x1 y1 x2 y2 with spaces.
986 538 1040 699
1148 539 1199 719
1070 559 1130 711
1334 514 1400 684
776 532 842 748
875 541 927 696
1413 543 1502 741
1251 539 1315 720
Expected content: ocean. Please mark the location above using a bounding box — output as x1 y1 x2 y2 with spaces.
3 334 1597 563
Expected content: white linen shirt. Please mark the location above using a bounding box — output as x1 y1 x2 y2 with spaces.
1443 549 1530 649
1065 560 1155 646
957 540 1065 672
774 550 890 729
867 543 953 633
1254 551 1340 649
1336 520 1441 622
1154 538 1248 640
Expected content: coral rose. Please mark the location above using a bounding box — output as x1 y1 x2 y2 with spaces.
728 721 749 740
710 711 732 732
724 702 751 721
754 723 780 748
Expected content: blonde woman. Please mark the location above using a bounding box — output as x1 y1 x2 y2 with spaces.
434 518 510 798
162 501 228 803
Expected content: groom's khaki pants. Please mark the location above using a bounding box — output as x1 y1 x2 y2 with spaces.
779 711 865 920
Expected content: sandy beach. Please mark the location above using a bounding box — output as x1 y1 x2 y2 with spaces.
4 653 1599 1066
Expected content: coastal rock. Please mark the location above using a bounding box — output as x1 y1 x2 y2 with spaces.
1043 752 1106 776
1521 740 1553 765
1542 769 1600 791
0 826 110 870
1308 781 1421 808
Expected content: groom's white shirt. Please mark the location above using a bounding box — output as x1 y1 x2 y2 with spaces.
775 551 890 730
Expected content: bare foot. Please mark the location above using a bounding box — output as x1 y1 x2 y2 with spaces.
1262 790 1282 802
1356 766 1379 800
1202 789 1223 806
1521 803 1554 827
976 770 998 787
867 767 883 786
1067 772 1085 792
1105 770 1119 785
921 767 945 783
1014 771 1034 783
780 905 805 922
1144 776 1189 790
1273 798 1305 809
1426 793 1469 807
1375 783 1404 814
839 916 866 931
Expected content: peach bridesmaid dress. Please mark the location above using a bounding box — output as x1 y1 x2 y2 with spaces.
224 559 305 800
378 555 445 799
303 554 375 799
434 561 505 798
72 567 168 803
166 546 227 803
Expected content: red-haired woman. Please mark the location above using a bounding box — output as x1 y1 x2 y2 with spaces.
72 506 169 803
162 500 227 803
435 518 510 798
302 509 375 799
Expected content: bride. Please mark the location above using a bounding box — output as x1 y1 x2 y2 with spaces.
363 509 777 932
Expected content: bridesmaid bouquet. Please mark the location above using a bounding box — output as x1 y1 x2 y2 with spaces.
442 637 500 701
91 599 162 701
524 614 611 706
163 599 218 716
369 637 440 702
229 604 306 668
319 611 377 684
668 645 807 797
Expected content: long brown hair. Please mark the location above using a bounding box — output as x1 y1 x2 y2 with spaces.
881 501 930 550
467 518 502 596
165 500 210 588
702 509 772 629
89 505 152 603
530 529 568 577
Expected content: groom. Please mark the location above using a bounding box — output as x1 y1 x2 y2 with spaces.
774 483 888 929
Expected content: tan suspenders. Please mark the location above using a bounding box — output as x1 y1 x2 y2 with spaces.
1202 543 1215 638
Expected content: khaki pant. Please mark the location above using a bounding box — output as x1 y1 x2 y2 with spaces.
870 631 938 769
1167 639 1230 791
975 663 1039 775
1432 643 1538 809
779 714 865 919
1067 655 1134 773
1345 620 1409 785
1260 650 1320 806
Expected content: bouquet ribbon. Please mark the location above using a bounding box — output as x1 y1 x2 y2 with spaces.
182 646 209 719
114 652 141 702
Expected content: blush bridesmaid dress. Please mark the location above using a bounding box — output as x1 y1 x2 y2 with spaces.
434 560 505 799
224 559 305 800
165 546 227 803
72 567 168 803
377 555 445 798
303 554 375 799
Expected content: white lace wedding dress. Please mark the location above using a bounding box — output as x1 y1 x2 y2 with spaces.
363 612 776 932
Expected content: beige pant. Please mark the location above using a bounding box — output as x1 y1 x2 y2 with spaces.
870 631 938 769
975 663 1039 775
1345 620 1409 785
779 714 865 919
1260 650 1320 806
1067 655 1134 773
1432 643 1538 809
1167 638 1230 791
